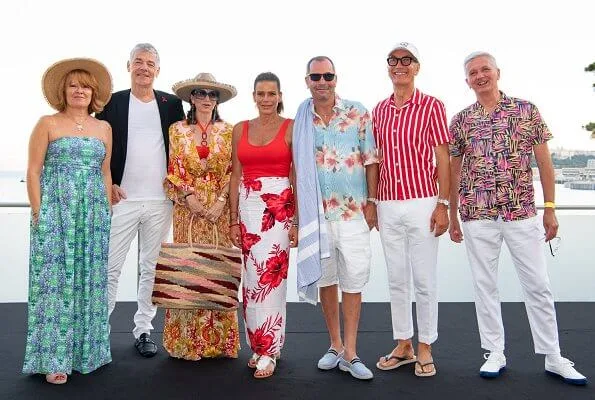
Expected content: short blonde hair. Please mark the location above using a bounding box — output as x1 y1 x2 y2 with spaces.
55 69 105 114
463 51 498 75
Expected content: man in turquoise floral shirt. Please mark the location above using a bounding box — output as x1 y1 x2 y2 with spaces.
305 56 379 381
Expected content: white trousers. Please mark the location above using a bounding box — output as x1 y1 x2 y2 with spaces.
378 196 439 344
107 200 173 338
462 216 560 354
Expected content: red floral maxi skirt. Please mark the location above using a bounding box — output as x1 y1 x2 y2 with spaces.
239 177 294 357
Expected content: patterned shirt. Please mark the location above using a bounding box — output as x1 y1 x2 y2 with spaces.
314 96 378 221
449 93 552 222
372 89 450 200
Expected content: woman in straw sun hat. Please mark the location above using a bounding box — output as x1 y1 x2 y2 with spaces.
161 73 241 360
22 58 113 384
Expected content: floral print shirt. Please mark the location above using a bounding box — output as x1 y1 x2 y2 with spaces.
449 93 552 222
164 120 233 206
313 96 378 221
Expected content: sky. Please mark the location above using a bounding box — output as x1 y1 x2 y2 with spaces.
1 0 593 171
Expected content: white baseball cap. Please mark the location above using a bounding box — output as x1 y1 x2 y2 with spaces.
387 42 420 62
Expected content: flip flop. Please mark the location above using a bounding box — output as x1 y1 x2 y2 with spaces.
376 353 417 371
254 355 277 379
46 373 68 384
415 361 436 377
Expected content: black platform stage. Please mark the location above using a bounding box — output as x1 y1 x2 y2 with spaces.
1 302 593 399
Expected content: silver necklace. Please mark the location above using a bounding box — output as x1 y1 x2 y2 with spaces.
67 114 87 132
74 119 84 132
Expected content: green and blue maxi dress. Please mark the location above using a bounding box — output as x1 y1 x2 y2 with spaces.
23 136 111 375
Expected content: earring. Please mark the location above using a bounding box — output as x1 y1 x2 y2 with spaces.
212 104 218 122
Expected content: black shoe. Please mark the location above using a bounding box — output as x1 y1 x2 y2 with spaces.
134 333 157 358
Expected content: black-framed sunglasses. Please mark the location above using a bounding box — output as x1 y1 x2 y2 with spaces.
191 88 219 100
308 73 335 82
548 236 561 257
387 56 418 67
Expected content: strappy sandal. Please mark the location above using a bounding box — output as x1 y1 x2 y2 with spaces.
376 353 417 370
254 355 277 379
248 353 260 368
415 361 437 377
46 373 68 384
248 352 280 369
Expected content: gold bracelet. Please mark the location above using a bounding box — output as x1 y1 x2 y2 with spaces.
544 201 555 209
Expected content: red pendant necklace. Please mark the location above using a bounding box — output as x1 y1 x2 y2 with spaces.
195 120 211 159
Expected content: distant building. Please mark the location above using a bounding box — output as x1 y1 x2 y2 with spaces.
551 148 595 159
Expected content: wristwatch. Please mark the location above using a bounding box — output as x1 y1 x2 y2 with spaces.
437 198 450 207
367 197 379 205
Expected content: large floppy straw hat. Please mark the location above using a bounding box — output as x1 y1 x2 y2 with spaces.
42 57 113 110
172 72 237 104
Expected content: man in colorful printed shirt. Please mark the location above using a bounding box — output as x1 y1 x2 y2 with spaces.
449 51 586 385
373 42 451 378
306 56 379 380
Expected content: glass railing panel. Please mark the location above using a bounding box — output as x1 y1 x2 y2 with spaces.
2 206 594 302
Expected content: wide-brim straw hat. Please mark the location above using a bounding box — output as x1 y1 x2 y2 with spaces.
172 72 237 104
42 57 112 110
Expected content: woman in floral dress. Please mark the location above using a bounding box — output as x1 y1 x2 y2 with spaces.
23 58 113 384
229 72 298 379
162 73 240 360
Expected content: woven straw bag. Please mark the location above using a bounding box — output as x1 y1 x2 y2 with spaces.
152 216 242 311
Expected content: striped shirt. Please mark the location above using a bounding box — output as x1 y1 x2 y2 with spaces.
372 89 450 200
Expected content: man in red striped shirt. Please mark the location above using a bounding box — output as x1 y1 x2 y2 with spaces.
372 42 451 377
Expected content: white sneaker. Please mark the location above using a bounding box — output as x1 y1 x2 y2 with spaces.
479 352 506 378
545 357 587 385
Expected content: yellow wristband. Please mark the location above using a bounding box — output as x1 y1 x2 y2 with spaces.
544 202 555 209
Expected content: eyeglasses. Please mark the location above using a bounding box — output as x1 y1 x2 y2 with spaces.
548 236 561 257
387 56 418 67
308 73 335 82
191 89 219 100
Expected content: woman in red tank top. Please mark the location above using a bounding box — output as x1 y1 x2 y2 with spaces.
229 72 297 379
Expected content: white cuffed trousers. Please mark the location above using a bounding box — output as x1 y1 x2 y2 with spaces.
107 200 173 339
378 196 439 345
462 216 560 354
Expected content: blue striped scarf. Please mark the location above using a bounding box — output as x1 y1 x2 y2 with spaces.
292 98 329 304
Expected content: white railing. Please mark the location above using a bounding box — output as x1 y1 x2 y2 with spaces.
2 203 595 303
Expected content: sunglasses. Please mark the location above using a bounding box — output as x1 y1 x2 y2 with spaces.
548 236 561 257
191 89 219 100
387 56 418 67
308 73 335 82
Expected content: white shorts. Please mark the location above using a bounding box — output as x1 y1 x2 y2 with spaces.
318 218 371 293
